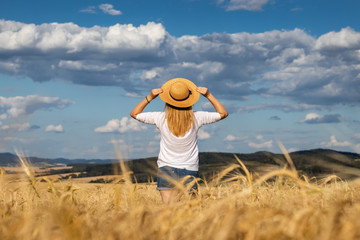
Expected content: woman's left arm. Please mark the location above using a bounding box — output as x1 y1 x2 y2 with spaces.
130 88 163 119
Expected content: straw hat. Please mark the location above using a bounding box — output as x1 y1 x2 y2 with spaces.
159 78 200 108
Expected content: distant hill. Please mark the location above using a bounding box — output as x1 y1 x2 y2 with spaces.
3 149 359 182
200 150 360 180
0 152 116 167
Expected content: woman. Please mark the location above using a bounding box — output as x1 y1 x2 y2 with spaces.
130 78 228 204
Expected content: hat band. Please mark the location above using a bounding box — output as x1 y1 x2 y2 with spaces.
170 90 192 102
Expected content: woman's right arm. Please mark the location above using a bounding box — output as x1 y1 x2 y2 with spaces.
130 88 163 119
197 87 228 119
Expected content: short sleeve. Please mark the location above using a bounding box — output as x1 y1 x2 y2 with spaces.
194 111 221 126
136 112 163 125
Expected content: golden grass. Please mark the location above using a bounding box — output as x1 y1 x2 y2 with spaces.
1 153 360 240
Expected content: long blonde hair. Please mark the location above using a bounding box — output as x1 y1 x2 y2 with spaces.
165 103 194 137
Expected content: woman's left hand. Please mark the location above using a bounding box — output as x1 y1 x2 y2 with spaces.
149 88 163 101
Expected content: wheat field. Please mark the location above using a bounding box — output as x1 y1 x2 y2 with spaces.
1 152 360 240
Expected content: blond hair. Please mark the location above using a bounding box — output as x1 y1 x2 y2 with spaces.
165 103 194 137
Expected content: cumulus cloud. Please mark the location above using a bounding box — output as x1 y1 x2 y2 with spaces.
198 128 211 140
94 117 147 133
245 135 273 149
202 102 323 114
81 4 122 15
315 27 360 51
225 134 273 149
80 6 97 14
0 20 165 53
321 136 352 147
217 0 269 11
300 113 343 124
109 139 125 145
248 139 273 149
224 134 237 141
99 4 122 15
1 122 30 131
0 95 72 119
225 134 272 149
125 92 143 98
224 134 248 141
45 124 64 133
1 20 360 108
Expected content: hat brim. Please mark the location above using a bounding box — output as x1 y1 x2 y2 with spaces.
159 78 200 108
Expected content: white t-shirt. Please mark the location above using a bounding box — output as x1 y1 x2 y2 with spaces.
136 111 221 171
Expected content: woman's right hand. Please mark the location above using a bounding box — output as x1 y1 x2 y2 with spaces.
196 87 210 98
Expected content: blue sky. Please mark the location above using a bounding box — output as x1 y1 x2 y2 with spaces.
0 0 359 159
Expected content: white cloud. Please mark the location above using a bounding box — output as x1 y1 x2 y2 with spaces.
99 4 122 15
198 128 211 140
224 134 237 141
248 139 273 149
208 102 323 114
125 92 143 98
0 20 165 53
58 60 117 71
146 141 160 154
1 122 30 131
45 124 64 133
0 20 359 108
109 139 125 145
2 136 35 144
256 135 264 140
0 95 72 119
300 113 343 124
287 147 299 153
81 4 122 15
94 117 147 133
155 134 161 140
315 27 360 51
301 113 321 121
224 134 248 141
217 0 269 11
321 136 352 147
140 68 163 80
80 6 96 14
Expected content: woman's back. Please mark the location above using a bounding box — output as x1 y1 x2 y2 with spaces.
130 78 228 204
136 111 221 171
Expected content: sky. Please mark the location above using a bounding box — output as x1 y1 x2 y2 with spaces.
0 0 359 160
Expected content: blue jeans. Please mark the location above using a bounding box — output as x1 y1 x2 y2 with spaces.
157 166 199 191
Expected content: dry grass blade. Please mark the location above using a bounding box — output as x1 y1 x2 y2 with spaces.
113 146 132 184
2 148 360 240
321 175 343 185
0 167 5 182
276 140 297 176
253 169 320 192
210 164 240 186
234 154 253 186
15 149 40 198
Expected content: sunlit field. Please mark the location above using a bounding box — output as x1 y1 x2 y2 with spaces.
1 151 360 240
